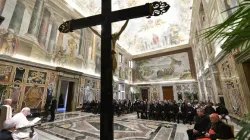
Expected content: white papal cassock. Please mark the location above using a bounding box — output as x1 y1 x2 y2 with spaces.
11 112 38 140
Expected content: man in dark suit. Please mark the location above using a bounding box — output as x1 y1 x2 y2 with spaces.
49 97 57 122
202 113 234 140
186 108 210 140
0 119 16 140
204 102 215 115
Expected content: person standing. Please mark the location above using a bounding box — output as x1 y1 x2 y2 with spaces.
49 97 57 122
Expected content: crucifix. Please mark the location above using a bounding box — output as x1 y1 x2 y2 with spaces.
59 1 170 140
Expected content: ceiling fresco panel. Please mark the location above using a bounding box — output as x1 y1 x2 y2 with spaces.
65 0 193 55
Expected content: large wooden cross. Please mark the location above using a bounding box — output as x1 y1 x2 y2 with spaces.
59 1 170 139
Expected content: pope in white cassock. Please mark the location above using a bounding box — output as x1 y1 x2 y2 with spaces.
11 107 39 140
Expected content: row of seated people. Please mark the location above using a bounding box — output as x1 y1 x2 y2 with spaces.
134 100 230 125
187 109 234 140
82 99 134 116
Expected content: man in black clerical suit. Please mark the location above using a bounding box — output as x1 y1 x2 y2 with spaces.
201 113 234 140
49 97 57 122
186 103 195 125
216 104 230 123
204 102 215 115
0 119 16 140
186 108 210 140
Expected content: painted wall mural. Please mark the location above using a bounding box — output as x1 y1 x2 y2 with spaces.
65 0 193 55
134 52 192 82
0 29 19 56
0 65 12 82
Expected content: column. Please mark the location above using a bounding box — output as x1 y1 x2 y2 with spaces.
27 0 45 38
47 21 58 53
38 8 51 48
8 1 25 34
0 0 6 15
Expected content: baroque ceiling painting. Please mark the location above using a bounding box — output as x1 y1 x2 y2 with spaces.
65 0 193 54
134 52 192 82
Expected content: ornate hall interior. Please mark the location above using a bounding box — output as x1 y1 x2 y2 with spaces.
0 0 249 140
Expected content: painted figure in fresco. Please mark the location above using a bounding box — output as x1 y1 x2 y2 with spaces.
53 46 67 66
0 29 19 56
156 57 182 78
24 85 42 108
89 20 129 72
68 37 78 65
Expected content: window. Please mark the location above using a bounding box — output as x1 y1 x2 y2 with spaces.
129 60 133 68
118 53 122 63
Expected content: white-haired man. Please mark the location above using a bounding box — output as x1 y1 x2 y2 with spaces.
12 107 39 140
0 119 16 140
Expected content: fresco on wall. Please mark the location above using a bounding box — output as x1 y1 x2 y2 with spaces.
23 85 44 109
134 52 192 82
0 29 19 56
0 65 12 82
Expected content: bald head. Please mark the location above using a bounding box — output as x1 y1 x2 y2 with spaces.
4 99 12 106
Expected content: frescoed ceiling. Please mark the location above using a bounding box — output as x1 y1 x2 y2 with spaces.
65 0 193 55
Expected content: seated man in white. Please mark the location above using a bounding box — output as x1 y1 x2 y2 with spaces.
12 107 39 140
0 99 13 130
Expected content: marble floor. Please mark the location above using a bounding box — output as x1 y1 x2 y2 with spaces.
35 112 241 140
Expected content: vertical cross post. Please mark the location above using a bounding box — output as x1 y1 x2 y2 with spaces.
100 0 113 140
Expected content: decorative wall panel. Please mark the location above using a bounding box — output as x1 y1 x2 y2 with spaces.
218 54 248 116
0 65 12 82
23 86 44 109
27 70 47 84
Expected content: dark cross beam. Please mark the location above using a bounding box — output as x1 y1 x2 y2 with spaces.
59 1 170 140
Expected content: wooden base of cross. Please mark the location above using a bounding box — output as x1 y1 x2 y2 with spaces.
59 1 170 140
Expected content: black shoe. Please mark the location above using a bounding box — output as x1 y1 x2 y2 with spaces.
48 120 54 122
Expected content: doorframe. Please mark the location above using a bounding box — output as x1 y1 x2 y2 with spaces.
56 76 79 112
162 86 174 101
140 87 149 101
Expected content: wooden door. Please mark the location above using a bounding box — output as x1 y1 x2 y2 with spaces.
66 82 74 112
141 89 148 101
162 86 174 100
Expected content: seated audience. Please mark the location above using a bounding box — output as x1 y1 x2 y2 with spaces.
197 113 234 140
0 119 16 140
216 104 230 123
204 103 215 115
12 107 38 140
187 108 210 140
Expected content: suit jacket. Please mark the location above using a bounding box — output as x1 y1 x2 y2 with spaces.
208 121 234 140
50 99 57 111
194 115 211 134
0 130 14 140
